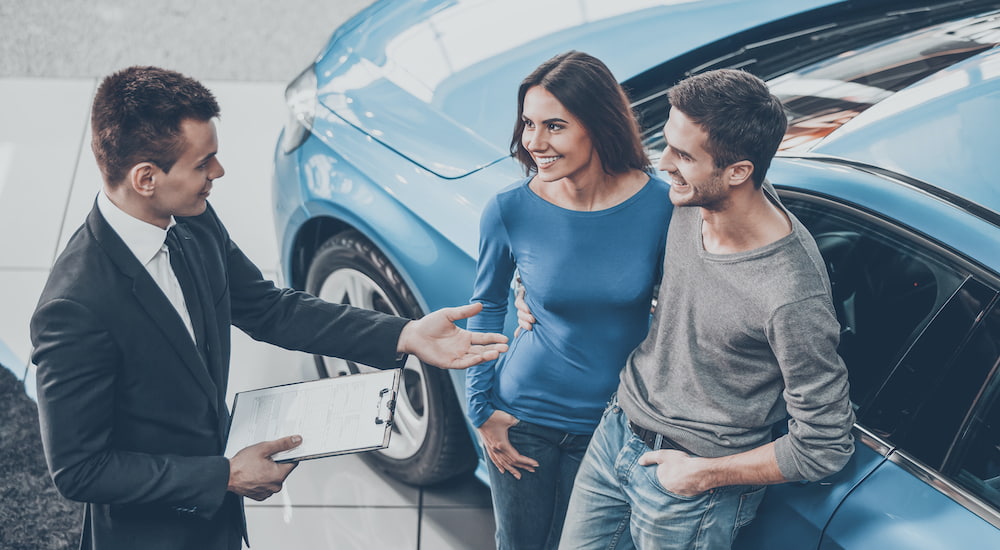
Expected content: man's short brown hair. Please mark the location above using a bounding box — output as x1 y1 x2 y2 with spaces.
668 69 786 187
90 66 220 186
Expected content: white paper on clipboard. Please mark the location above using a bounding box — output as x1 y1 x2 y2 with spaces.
225 369 400 463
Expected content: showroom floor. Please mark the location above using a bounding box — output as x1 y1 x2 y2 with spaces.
0 77 497 549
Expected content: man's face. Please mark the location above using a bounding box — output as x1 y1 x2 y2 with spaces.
149 118 224 220
520 85 601 184
657 108 727 209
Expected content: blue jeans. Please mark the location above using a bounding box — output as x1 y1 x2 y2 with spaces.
487 418 592 550
559 399 766 549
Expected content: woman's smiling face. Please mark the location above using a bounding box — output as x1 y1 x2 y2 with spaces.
520 85 602 184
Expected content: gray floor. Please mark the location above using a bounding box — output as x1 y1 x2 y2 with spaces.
0 1 497 548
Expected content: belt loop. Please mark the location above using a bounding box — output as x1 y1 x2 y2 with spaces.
653 433 663 450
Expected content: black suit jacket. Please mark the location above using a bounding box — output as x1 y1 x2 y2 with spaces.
30 202 408 550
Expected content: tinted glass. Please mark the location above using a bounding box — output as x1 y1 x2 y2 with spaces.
784 198 966 412
771 11 999 150
866 278 997 467
952 303 1000 509
634 4 1000 157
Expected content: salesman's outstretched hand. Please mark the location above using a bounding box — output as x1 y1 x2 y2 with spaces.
397 302 508 369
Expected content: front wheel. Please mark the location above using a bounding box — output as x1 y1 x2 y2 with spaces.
305 230 475 485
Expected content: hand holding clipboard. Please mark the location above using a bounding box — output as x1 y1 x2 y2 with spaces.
225 369 401 463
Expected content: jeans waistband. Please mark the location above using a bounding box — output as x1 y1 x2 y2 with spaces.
628 420 693 455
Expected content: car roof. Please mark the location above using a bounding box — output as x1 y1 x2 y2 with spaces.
771 154 1000 275
811 46 1000 217
312 0 840 178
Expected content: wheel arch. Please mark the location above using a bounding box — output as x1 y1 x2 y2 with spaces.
296 215 483 484
288 201 478 317
287 215 351 291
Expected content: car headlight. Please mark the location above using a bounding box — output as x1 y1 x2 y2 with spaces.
281 65 318 154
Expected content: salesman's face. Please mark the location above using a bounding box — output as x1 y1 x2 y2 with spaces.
149 118 225 220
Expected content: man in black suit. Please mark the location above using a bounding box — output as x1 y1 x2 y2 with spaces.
29 66 508 550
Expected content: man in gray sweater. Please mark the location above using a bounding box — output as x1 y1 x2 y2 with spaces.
555 70 855 549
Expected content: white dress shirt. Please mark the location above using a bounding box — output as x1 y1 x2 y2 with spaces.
96 191 197 343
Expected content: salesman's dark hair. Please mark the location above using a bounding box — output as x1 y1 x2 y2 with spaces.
91 66 220 186
667 69 786 188
511 51 649 176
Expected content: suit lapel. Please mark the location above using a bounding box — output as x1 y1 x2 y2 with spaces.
171 224 228 385
87 204 220 416
167 224 210 359
170 221 231 451
132 276 219 412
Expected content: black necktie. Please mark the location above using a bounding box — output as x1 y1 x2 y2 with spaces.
165 226 207 356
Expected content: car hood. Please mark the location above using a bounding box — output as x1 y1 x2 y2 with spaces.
812 46 1000 215
313 0 839 179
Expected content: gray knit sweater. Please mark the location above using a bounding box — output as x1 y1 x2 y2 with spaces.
619 199 855 482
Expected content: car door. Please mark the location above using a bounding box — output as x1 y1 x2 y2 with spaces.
820 286 1000 549
735 192 994 548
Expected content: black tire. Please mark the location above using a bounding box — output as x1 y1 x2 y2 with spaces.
305 230 476 485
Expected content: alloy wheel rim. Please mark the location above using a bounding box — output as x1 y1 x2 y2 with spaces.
317 268 429 460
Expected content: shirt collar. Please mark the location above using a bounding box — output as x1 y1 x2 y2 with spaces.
96 190 177 266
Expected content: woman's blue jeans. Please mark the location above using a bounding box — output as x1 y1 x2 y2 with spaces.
558 399 766 549
487 418 592 550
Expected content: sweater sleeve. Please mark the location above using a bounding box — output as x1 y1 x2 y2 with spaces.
768 295 856 482
465 196 516 427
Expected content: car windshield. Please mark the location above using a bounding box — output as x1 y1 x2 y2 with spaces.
773 10 1000 150
637 4 1000 157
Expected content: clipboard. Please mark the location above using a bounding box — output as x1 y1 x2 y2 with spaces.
224 369 400 463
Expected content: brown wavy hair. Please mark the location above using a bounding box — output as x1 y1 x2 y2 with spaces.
510 51 649 176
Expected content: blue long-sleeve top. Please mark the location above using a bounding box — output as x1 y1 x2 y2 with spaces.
466 175 672 434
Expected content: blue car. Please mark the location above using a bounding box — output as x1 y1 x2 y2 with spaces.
272 0 1000 546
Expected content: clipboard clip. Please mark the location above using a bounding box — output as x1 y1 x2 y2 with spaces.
375 387 396 427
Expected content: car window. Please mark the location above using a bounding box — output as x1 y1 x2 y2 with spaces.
865 277 997 468
947 302 1000 509
783 197 967 414
953 349 1000 511
770 11 998 150
631 2 1000 157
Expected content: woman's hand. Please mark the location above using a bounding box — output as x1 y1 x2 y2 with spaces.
478 410 539 480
